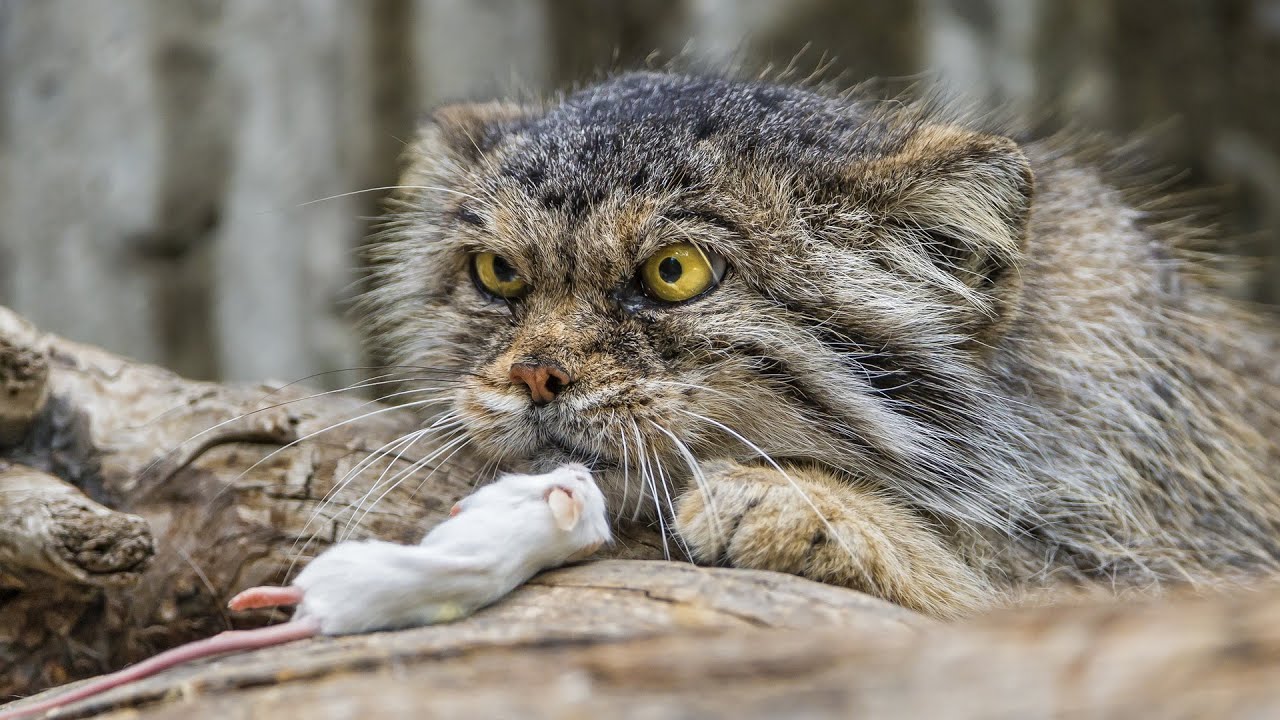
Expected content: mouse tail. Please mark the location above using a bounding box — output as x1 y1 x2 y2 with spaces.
0 619 320 720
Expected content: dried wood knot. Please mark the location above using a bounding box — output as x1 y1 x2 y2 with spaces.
47 501 155 578
0 326 51 444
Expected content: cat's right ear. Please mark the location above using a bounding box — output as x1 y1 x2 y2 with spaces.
414 101 538 166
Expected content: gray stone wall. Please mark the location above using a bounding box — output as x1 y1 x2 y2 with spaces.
2 0 1277 386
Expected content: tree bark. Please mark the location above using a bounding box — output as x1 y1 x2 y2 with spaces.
2 303 1279 719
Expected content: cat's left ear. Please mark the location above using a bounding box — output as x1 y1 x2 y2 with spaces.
850 126 1033 334
425 101 539 165
395 101 541 219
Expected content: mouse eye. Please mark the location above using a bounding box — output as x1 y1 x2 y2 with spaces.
472 252 529 299
638 243 726 303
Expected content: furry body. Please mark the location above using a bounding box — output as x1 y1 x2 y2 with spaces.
363 72 1280 617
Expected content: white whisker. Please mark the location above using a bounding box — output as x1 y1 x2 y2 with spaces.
651 444 693 561
337 416 465 541
285 413 461 578
616 420 631 524
649 420 725 544
630 418 670 559
341 430 472 542
296 185 488 208
677 408 860 567
139 369 462 479
285 428 425 580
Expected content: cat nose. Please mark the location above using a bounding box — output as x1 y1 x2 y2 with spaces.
508 362 572 406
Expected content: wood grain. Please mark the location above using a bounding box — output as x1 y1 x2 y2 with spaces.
4 304 1280 720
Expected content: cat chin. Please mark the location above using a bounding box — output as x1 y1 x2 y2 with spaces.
461 420 605 473
525 450 592 474
491 432 631 478
524 433 625 474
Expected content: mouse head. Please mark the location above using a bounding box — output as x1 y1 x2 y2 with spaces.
543 463 612 560
541 463 605 531
449 464 611 546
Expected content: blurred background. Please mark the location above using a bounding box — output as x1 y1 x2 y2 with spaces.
1 0 1278 387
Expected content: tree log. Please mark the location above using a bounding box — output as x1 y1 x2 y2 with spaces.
0 464 152 586
2 303 1279 719
0 310 49 446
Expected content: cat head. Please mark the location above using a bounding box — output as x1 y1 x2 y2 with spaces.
362 72 1033 525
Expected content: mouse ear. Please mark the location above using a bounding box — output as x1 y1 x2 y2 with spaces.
546 486 582 532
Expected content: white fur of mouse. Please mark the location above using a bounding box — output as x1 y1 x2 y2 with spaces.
288 461 611 634
0 463 611 719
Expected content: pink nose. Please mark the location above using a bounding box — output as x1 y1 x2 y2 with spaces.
508 362 572 406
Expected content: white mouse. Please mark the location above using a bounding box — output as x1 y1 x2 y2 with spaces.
0 463 611 719
277 461 611 634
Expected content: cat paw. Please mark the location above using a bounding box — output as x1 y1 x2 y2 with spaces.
674 460 994 617
674 461 858 580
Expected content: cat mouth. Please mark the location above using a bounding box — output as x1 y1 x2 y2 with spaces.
536 426 586 458
519 406 629 472
527 426 623 472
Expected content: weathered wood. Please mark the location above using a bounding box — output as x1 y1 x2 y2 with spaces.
0 464 152 586
0 303 495 694
2 560 924 719
9 562 1280 719
3 304 1280 719
163 585 1275 720
0 303 677 700
0 310 48 446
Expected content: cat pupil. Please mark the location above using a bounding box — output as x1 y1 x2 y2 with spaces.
659 256 682 283
493 256 517 282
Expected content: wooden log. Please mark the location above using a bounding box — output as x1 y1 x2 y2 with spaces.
3 302 1279 720
0 463 152 586
8 562 1280 719
0 310 49 446
0 303 672 699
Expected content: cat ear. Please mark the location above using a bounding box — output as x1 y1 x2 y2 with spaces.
850 126 1033 328
546 486 582 532
418 101 538 166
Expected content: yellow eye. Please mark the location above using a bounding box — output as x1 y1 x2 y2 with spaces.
472 252 528 298
640 243 724 303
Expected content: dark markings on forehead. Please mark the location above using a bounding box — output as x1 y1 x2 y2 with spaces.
493 72 886 222
513 160 707 218
553 187 606 218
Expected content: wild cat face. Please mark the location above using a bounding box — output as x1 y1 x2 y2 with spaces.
364 73 1034 524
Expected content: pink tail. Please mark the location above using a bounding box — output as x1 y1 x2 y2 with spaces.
0 619 319 720
228 585 304 611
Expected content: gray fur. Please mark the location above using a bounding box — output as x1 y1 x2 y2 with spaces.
360 71 1280 605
